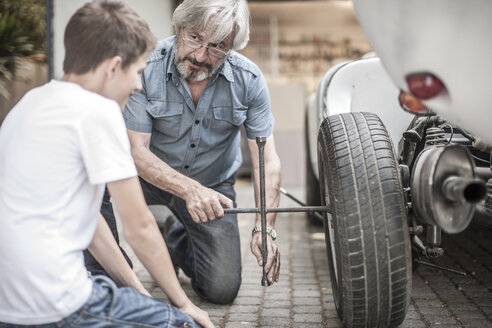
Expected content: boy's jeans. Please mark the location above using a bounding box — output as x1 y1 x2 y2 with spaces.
0 275 200 328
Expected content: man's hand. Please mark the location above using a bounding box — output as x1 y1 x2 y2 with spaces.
250 232 280 284
185 183 233 223
179 301 215 328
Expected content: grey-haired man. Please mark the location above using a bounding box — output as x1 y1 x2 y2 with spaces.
85 0 282 305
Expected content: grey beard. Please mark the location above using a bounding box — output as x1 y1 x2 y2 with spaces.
176 60 211 82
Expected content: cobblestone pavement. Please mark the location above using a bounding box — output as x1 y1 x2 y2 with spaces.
121 181 492 328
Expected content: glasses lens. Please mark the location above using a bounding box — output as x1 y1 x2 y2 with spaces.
209 47 227 58
182 35 228 58
183 37 201 49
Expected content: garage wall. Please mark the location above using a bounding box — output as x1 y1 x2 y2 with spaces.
53 0 174 79
269 82 306 187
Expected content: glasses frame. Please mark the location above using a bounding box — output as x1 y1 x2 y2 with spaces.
181 33 230 58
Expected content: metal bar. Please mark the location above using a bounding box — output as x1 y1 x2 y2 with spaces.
416 260 467 276
256 136 268 286
279 187 305 207
224 206 329 214
279 186 330 220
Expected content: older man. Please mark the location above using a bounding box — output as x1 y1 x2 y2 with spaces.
85 0 282 304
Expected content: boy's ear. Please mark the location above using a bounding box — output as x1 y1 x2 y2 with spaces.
105 55 123 78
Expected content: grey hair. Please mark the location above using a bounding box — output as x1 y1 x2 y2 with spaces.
172 0 250 51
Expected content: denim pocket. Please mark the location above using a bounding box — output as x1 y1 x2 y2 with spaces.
213 106 247 126
147 100 184 138
211 106 246 144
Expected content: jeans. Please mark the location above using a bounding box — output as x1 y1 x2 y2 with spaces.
0 275 199 327
85 177 242 305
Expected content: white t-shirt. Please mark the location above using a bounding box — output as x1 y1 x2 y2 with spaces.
0 80 137 324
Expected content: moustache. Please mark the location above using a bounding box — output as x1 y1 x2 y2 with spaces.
185 56 212 70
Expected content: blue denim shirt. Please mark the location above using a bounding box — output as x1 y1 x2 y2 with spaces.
123 36 274 187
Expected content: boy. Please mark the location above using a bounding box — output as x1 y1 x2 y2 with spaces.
0 1 212 327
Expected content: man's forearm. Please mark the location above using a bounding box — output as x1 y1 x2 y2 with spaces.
248 136 282 226
131 145 198 199
252 159 281 225
128 133 234 223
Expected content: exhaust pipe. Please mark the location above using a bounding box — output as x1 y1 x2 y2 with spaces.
442 176 486 204
411 144 486 233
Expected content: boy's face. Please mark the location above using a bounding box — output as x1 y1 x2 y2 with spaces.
106 53 148 108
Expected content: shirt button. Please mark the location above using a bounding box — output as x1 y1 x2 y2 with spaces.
195 120 200 124
184 165 189 169
190 144 195 148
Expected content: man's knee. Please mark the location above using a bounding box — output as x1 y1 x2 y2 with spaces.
194 270 241 304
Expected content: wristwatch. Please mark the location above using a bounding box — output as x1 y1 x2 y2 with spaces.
252 225 277 240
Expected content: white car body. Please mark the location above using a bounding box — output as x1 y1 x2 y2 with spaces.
353 0 492 145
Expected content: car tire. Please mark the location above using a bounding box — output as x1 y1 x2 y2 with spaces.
304 106 322 224
317 112 412 328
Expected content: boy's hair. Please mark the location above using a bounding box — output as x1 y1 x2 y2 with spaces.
63 0 156 74
172 0 250 51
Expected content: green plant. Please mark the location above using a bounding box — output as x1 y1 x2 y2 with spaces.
0 0 45 99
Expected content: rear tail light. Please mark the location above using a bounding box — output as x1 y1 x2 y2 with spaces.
399 91 430 114
406 73 445 100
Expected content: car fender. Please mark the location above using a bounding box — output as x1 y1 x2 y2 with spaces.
307 57 413 179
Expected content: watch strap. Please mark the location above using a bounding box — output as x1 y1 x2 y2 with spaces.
252 225 277 240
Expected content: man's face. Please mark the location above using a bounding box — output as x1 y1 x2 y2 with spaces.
174 27 234 82
109 53 147 108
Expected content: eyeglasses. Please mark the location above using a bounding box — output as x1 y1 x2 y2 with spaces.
182 34 230 58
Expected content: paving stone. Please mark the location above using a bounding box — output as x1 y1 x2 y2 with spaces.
262 299 291 309
261 308 290 318
292 289 321 297
293 297 322 306
293 313 323 323
399 320 428 328
460 320 492 328
228 305 259 314
259 316 290 326
224 322 256 328
293 305 323 314
232 297 262 305
228 313 256 322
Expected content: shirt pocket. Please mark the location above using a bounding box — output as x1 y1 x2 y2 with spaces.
211 106 247 144
146 100 183 138
213 106 247 127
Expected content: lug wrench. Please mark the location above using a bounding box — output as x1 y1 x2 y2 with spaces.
258 136 268 286
224 136 330 286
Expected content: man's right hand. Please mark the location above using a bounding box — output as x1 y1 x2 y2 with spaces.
185 183 233 223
